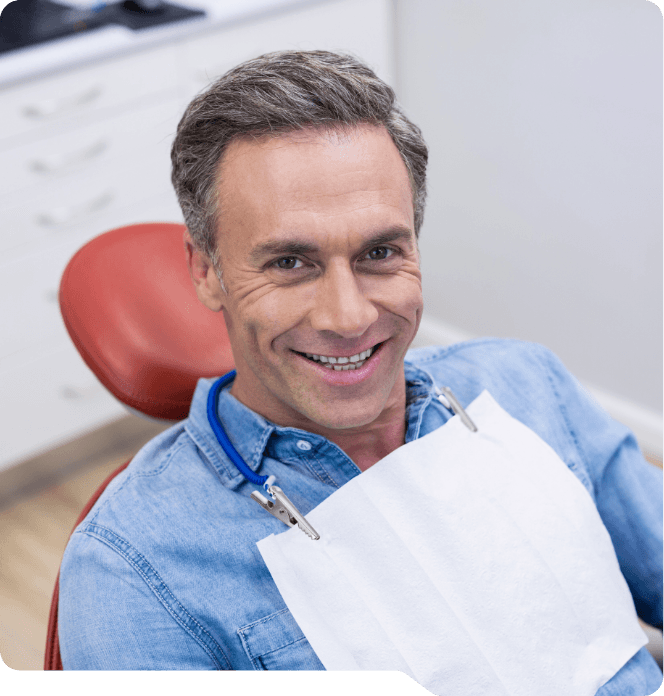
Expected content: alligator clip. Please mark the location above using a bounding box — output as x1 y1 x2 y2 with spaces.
435 386 478 432
251 485 320 541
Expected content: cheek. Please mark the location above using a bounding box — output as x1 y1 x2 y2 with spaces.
234 285 316 342
258 295 305 325
229 268 421 347
362 269 423 313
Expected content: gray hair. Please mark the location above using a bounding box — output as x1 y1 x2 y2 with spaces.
170 50 428 288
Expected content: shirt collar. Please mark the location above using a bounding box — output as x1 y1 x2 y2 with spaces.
185 360 441 488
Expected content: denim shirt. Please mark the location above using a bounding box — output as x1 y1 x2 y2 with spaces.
58 339 663 692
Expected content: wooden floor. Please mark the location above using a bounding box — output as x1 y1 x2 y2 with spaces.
0 452 132 670
0 424 662 671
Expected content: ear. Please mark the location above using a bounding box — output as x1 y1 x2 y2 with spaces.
183 230 226 312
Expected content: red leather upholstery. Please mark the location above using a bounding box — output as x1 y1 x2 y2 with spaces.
58 222 235 420
46 222 235 669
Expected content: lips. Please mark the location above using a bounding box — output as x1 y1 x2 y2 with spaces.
293 342 383 369
292 340 386 385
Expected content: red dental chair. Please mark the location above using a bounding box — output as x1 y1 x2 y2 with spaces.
44 222 235 670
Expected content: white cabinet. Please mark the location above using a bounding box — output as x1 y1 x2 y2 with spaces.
0 0 392 471
0 97 183 261
0 56 188 469
0 42 181 145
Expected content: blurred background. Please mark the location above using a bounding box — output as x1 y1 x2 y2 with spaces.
0 0 661 671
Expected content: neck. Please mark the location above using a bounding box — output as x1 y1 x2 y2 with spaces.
327 411 407 471
229 365 409 472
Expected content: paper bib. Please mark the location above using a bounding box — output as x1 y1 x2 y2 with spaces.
257 391 647 696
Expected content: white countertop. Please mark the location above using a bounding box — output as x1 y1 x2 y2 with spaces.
0 0 321 88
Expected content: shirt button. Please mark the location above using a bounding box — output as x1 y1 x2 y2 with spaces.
296 440 312 451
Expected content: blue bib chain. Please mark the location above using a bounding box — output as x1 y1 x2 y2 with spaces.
206 371 319 539
206 371 270 488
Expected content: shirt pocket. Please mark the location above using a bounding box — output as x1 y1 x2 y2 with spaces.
238 608 325 671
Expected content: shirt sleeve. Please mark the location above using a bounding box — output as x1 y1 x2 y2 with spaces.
58 528 226 670
543 346 663 630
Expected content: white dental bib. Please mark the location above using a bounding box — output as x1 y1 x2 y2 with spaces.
257 391 647 696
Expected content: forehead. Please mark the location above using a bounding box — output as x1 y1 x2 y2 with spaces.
215 124 414 245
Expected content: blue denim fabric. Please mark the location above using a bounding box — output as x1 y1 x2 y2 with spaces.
58 339 663 692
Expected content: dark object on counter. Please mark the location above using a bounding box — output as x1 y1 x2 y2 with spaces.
121 0 166 14
0 0 205 54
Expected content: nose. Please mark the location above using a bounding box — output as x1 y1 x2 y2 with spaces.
309 261 378 337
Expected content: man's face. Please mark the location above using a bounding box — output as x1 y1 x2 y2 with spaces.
189 124 423 434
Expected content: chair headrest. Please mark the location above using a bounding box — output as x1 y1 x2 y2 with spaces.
59 223 235 420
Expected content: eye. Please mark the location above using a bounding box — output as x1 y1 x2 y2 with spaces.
274 256 303 270
365 246 395 261
272 246 396 271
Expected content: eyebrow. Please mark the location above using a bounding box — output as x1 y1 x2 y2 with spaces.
249 226 415 264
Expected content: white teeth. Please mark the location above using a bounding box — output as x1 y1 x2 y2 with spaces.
303 345 377 364
322 360 366 371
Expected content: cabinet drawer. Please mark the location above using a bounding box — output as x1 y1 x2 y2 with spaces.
0 95 183 202
0 338 126 470
0 173 176 260
0 43 180 145
181 0 393 95
0 98 183 258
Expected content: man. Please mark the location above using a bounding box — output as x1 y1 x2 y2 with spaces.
58 51 662 691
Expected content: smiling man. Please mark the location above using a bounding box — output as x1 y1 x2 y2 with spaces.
186 124 422 470
58 51 662 691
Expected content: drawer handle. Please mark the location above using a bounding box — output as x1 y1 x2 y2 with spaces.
22 85 103 120
36 190 114 227
30 139 108 175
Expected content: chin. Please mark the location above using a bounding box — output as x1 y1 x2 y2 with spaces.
307 403 381 431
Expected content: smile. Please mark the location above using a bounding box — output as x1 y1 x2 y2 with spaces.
305 346 375 370
294 343 383 371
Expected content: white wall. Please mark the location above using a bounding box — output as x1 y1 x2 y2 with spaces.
396 0 662 422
